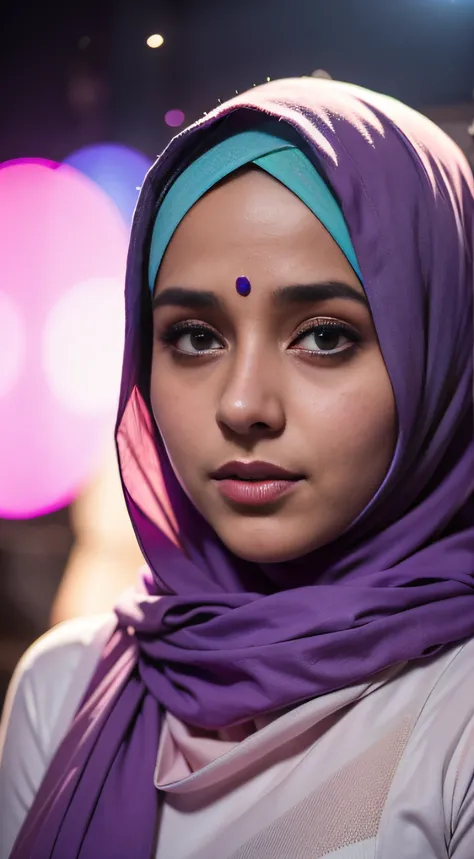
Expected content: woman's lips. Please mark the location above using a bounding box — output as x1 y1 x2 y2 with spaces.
211 460 305 507
212 477 302 506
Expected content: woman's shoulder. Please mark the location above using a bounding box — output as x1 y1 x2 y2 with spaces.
438 635 474 699
0 613 116 859
15 612 115 681
5 613 116 747
376 638 474 857
1 612 116 766
413 637 474 739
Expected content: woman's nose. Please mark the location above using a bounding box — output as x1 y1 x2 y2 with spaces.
215 350 286 437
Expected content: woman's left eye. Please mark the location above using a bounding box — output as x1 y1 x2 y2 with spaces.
291 322 358 355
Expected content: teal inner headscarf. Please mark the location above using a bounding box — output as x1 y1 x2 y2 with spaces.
148 125 362 291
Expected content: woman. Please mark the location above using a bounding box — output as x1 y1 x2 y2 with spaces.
1 77 473 858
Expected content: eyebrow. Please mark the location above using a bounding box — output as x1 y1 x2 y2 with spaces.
152 281 368 311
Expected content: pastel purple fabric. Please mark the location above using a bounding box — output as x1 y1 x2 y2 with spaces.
11 78 474 858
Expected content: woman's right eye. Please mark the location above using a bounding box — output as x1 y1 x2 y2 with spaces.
161 324 224 355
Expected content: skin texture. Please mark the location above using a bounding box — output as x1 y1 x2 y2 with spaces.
151 168 397 563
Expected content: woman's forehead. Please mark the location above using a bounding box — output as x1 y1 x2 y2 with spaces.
156 170 363 295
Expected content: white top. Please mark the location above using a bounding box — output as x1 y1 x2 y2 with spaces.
2 614 474 858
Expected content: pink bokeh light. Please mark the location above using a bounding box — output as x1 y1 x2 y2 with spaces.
0 291 25 399
0 160 129 519
43 276 125 416
164 109 185 128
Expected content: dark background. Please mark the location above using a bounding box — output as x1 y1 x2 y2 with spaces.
1 0 474 707
2 0 474 165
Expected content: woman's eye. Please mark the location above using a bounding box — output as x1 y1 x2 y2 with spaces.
161 320 359 359
170 326 223 354
292 323 357 355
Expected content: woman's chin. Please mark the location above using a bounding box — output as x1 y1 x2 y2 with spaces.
217 526 324 565
200 498 347 565
234 546 298 564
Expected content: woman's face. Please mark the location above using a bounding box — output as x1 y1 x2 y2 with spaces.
151 168 397 563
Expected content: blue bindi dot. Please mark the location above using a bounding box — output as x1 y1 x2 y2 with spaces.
235 276 251 297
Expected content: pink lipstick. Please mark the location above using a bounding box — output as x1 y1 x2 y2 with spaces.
211 460 304 507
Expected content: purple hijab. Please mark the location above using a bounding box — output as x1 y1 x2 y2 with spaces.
11 78 474 858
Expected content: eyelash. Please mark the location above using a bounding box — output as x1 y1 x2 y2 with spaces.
158 318 361 361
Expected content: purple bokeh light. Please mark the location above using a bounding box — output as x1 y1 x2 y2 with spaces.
64 143 152 227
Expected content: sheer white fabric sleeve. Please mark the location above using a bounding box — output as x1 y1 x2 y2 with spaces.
447 714 474 858
0 614 115 859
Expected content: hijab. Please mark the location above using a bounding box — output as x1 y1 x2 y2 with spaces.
11 77 474 859
147 123 362 284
